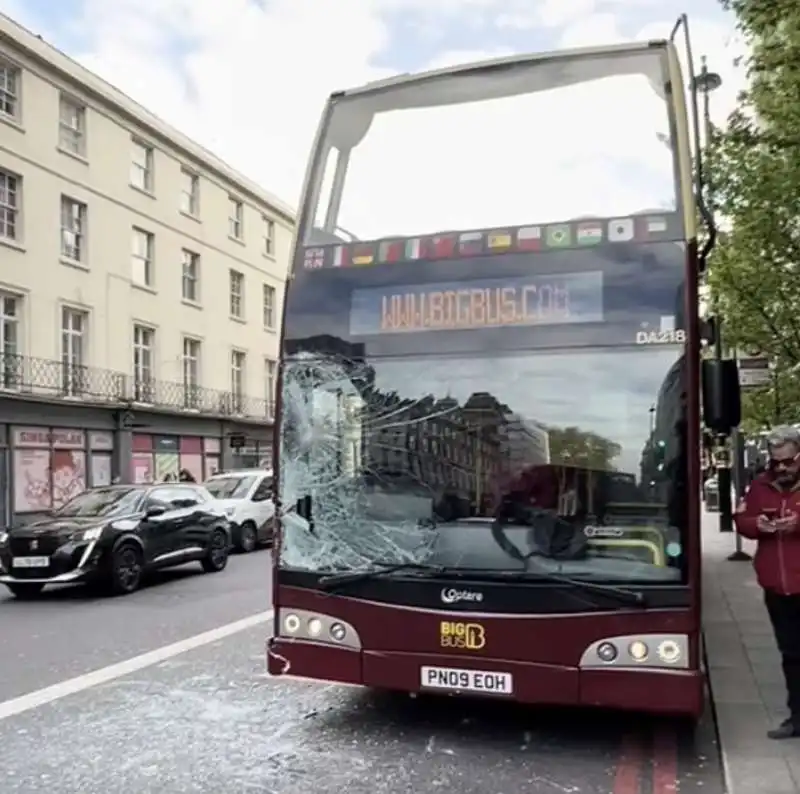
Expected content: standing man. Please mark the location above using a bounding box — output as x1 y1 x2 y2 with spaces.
735 425 800 739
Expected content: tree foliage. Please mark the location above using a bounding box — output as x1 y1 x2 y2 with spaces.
707 0 800 424
547 426 621 470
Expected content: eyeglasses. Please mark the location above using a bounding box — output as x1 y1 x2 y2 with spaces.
770 453 800 470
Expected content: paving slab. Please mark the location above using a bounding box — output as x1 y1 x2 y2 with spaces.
703 510 800 793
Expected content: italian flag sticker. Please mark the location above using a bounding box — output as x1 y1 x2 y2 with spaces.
405 239 421 259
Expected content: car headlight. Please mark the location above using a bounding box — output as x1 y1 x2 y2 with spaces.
75 527 103 542
0 531 7 545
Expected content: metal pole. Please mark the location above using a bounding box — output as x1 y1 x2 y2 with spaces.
728 425 752 561
693 58 736 545
773 367 781 423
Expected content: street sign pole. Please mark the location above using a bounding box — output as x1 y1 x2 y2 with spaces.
728 427 751 561
727 353 769 562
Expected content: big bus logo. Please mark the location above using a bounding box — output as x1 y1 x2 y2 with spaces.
439 621 486 650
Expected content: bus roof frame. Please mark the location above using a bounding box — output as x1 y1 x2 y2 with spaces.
328 39 670 103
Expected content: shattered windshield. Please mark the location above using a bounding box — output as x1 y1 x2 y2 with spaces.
279 346 686 583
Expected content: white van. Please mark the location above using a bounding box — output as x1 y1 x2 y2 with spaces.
204 469 274 553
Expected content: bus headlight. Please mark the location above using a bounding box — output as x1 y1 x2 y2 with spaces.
283 613 301 633
329 622 347 642
628 641 649 662
580 633 689 669
596 642 618 662
307 618 323 637
657 639 682 664
276 609 361 648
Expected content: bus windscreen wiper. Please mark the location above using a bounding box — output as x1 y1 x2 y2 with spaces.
318 561 450 590
502 569 647 606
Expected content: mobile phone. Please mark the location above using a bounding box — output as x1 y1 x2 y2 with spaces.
762 508 779 518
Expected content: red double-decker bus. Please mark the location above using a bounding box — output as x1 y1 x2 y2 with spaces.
268 28 738 716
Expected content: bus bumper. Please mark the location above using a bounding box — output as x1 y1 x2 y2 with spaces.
267 637 704 717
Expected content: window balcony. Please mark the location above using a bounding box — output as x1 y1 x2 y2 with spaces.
0 352 274 423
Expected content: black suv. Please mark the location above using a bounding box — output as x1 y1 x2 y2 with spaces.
0 484 231 599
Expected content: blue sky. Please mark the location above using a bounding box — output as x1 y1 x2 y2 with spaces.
0 0 743 217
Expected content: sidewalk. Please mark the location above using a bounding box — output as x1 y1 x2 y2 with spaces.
703 510 800 793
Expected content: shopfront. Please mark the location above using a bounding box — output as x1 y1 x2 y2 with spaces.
229 441 273 470
0 396 273 522
11 426 114 513
131 434 221 483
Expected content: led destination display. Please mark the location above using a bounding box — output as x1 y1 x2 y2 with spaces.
349 272 604 336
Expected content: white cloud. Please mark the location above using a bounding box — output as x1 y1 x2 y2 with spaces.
4 0 743 237
333 63 675 238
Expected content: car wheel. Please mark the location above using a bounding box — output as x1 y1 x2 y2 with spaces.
6 582 44 599
237 522 258 553
109 543 144 595
202 529 230 573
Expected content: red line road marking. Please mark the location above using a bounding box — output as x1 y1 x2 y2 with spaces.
652 725 679 794
613 732 644 794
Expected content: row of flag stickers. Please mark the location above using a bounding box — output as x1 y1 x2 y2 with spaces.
302 215 671 269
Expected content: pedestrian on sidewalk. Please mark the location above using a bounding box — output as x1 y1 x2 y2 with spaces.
735 425 800 739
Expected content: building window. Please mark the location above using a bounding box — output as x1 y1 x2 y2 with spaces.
180 168 199 216
262 284 276 329
61 307 87 396
133 324 154 401
0 61 20 120
181 249 199 302
58 95 86 157
130 139 153 192
228 197 243 239
0 169 20 242
0 293 19 389
182 336 201 408
262 216 275 256
131 228 154 287
231 350 246 408
229 270 244 318
265 358 276 419
60 196 86 263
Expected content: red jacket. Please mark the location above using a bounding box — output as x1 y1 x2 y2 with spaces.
734 472 800 594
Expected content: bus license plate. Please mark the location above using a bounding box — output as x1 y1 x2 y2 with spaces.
12 556 49 568
420 665 513 695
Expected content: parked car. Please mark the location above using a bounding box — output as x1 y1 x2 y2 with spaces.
204 469 274 553
0 483 231 599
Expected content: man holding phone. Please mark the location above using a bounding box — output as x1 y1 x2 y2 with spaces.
735 425 800 739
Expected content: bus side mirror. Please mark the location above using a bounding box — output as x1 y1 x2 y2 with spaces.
702 359 741 434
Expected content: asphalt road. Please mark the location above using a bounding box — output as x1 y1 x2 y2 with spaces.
0 549 726 793
0 548 272 700
0 622 725 794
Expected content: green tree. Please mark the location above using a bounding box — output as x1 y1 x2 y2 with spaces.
547 426 621 470
707 0 800 424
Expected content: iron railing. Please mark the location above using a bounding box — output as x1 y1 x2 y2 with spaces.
0 353 273 422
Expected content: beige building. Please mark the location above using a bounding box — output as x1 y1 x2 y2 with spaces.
0 14 294 520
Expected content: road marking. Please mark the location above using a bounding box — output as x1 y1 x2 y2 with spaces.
613 732 644 794
652 725 678 794
0 609 274 722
